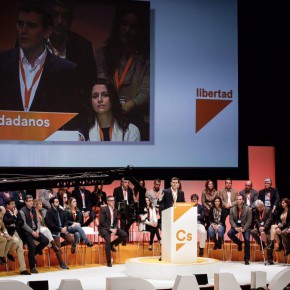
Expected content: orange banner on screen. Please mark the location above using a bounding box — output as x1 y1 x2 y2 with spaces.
0 111 78 141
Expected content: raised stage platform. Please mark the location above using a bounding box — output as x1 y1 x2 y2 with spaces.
126 256 221 280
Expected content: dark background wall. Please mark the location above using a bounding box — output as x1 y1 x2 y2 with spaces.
0 0 288 197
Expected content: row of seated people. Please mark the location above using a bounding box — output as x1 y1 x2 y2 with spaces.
0 195 94 275
1 177 288 268
193 192 290 265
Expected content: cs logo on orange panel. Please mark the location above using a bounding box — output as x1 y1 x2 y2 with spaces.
175 229 192 251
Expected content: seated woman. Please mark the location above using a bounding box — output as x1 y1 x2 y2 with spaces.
81 78 140 141
33 199 60 253
57 188 69 210
65 197 94 253
269 197 290 252
207 196 227 249
139 197 161 250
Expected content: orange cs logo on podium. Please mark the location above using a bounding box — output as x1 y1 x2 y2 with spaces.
176 229 192 242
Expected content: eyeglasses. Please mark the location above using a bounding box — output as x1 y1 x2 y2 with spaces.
108 199 115 202
92 92 109 99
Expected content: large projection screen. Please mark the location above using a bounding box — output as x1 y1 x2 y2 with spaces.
0 0 238 168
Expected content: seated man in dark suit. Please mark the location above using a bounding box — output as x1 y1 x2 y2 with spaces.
98 195 127 267
19 195 49 273
113 178 135 245
227 195 252 265
45 196 74 269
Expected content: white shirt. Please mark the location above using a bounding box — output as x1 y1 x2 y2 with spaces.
19 48 47 111
89 121 140 141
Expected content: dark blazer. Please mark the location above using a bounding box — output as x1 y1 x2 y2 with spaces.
65 31 97 97
3 210 24 237
0 48 81 128
113 186 134 206
160 188 185 211
258 187 280 209
91 191 107 207
72 188 92 212
208 207 227 227
239 189 259 208
98 206 119 231
229 205 252 231
65 208 83 226
11 190 27 210
252 207 273 232
45 207 68 236
196 203 205 224
0 192 11 206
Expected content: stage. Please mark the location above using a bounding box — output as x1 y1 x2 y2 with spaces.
0 259 289 290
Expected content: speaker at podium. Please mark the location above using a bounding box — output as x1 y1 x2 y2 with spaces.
161 202 197 263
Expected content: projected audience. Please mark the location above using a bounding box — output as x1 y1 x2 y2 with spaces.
0 0 81 128
82 78 140 141
207 196 227 250
139 197 161 250
95 3 150 140
227 195 252 265
201 180 219 228
47 0 97 102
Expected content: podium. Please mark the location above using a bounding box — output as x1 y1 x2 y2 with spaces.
161 203 197 263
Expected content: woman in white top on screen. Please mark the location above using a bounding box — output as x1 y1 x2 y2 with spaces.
83 78 140 141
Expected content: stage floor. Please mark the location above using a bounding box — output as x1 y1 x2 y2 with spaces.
0 260 289 290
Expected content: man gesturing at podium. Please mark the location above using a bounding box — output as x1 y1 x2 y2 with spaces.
159 177 185 211
157 177 185 261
